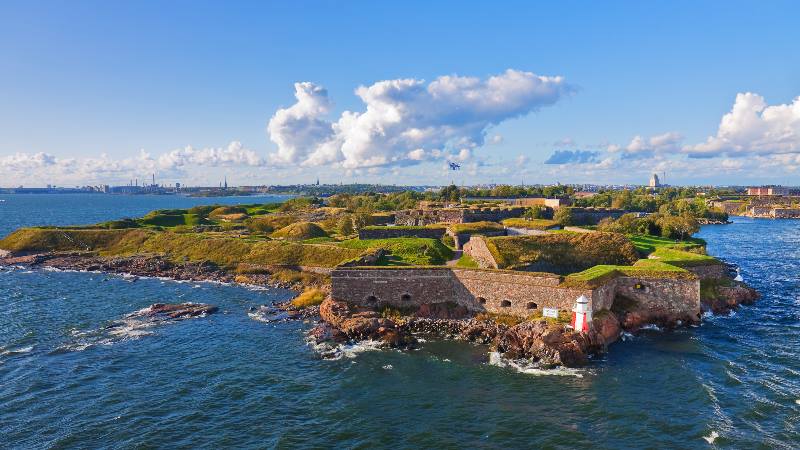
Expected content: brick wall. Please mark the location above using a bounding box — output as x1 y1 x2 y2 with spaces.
462 236 498 268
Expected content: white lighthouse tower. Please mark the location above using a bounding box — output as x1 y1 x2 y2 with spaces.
571 295 592 333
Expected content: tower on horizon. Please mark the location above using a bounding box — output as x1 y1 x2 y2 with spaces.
649 173 661 189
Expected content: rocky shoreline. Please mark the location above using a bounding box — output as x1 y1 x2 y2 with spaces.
0 252 305 290
305 278 758 368
0 251 760 369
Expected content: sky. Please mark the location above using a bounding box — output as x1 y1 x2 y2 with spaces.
1 0 799 187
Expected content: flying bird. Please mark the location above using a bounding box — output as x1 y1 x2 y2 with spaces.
448 161 461 170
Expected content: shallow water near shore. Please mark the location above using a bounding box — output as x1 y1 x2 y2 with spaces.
1 195 799 448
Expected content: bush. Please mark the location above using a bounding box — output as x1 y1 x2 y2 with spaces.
291 288 326 308
208 206 247 219
244 215 297 233
553 208 575 226
523 205 551 219
271 222 328 240
279 197 322 212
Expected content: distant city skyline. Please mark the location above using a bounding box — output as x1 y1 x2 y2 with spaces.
1 1 799 187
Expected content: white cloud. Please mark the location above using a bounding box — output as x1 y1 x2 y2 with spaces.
610 132 683 158
685 92 800 158
157 141 264 169
266 69 571 169
489 134 504 144
0 141 265 186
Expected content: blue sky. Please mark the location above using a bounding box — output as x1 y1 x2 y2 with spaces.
1 0 799 187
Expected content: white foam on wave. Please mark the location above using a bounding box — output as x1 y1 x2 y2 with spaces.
620 331 635 341
0 345 34 357
309 339 384 361
702 430 719 444
796 399 800 405
382 364 393 370
639 324 662 331
488 352 584 377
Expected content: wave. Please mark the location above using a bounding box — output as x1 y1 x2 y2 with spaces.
487 352 584 377
702 430 719 444
308 339 385 361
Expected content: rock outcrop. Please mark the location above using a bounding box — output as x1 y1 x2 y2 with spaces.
313 297 416 348
140 303 218 319
702 281 760 314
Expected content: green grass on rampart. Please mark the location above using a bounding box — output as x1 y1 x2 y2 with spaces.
0 228 365 268
501 218 560 230
448 221 505 234
561 259 695 289
486 232 639 272
338 237 454 266
626 233 706 255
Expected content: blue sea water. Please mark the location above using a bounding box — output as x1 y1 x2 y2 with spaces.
0 195 798 449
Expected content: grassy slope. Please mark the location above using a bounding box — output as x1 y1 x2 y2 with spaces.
486 232 639 271
448 221 504 234
626 233 706 255
338 237 453 265
0 228 364 268
501 218 560 230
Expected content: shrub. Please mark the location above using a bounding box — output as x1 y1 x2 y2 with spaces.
523 205 551 219
208 206 247 219
244 215 297 233
291 288 326 308
271 222 328 240
553 208 575 226
279 197 322 212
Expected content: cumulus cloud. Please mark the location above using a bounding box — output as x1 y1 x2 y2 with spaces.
685 92 800 158
0 141 265 186
266 69 571 169
157 141 264 169
609 132 683 159
544 149 600 164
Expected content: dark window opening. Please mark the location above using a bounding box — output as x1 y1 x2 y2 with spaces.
477 297 487 305
500 300 511 307
527 302 538 310
400 293 411 302
366 295 378 304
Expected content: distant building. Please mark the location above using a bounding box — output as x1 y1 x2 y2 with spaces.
747 186 789 196
649 173 661 189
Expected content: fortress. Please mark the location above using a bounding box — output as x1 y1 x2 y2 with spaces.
330 265 709 322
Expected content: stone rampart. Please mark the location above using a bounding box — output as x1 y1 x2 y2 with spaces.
569 208 626 225
358 227 446 240
330 266 701 320
687 264 729 280
395 207 525 226
462 236 498 268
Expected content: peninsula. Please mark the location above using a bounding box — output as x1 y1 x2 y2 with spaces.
0 186 758 368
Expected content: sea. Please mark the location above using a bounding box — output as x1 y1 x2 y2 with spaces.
0 194 798 449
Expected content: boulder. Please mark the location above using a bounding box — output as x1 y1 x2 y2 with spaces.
492 320 594 368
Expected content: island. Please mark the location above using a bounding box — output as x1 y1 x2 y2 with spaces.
0 186 758 368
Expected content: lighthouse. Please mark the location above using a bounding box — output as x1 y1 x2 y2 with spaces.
571 295 592 333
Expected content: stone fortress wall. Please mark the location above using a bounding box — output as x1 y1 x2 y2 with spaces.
395 207 526 226
330 266 702 320
358 227 446 240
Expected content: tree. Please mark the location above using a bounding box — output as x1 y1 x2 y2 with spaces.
554 207 575 226
337 215 354 236
523 205 550 219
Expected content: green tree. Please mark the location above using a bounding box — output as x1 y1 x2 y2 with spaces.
554 208 575 226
